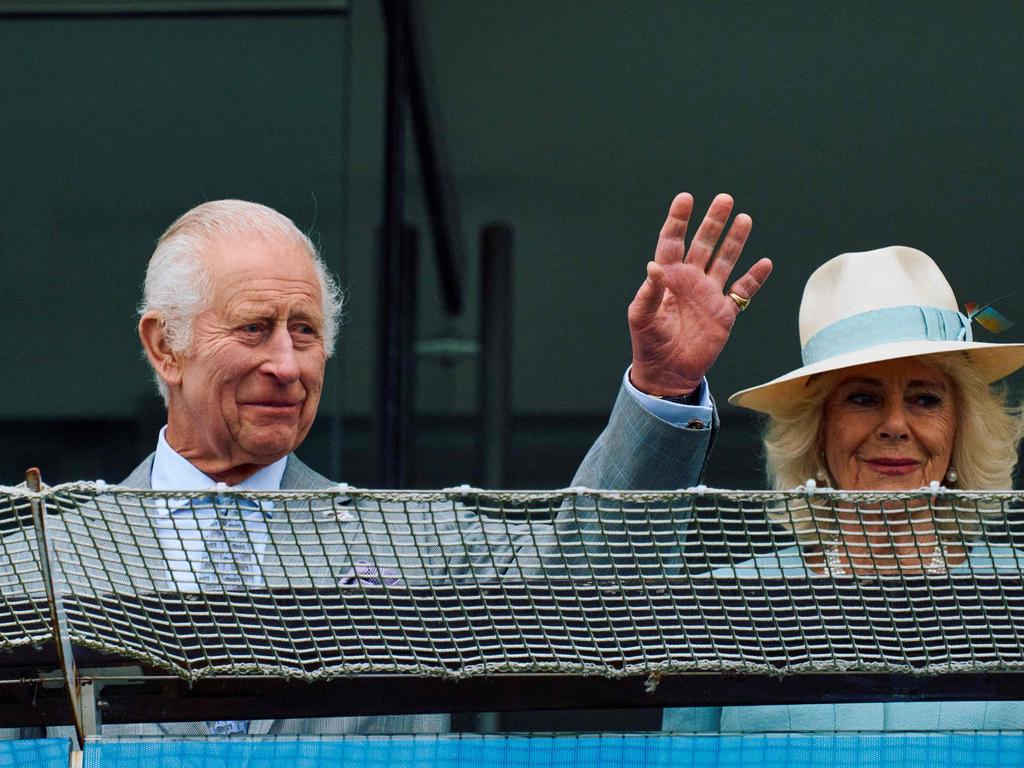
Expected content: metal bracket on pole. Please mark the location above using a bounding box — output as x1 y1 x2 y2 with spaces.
26 468 89 748
77 680 99 741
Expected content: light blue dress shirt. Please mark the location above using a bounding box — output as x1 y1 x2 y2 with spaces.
623 368 712 427
150 427 289 735
151 426 288 493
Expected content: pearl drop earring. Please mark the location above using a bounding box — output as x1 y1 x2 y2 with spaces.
945 467 958 485
814 451 830 486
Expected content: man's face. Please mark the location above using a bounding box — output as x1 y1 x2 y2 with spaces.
165 234 327 480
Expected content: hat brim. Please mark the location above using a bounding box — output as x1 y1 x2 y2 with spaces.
728 340 1024 415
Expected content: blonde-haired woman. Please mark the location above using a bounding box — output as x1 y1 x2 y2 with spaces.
738 351 1024 580
624 195 1024 731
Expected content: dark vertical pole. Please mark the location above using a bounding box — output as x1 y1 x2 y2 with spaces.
397 226 418 486
479 224 514 488
377 0 407 487
475 226 511 741
404 0 463 317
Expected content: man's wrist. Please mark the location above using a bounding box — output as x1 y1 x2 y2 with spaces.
627 369 702 401
623 370 712 429
658 389 703 406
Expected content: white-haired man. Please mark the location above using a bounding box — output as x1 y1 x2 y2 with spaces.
2 194 760 738
136 199 343 490
127 198 714 736
124 200 454 735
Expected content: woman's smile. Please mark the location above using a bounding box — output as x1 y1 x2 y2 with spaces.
862 456 921 476
822 358 957 491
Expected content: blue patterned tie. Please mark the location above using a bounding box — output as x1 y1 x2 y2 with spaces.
190 495 267 591
176 494 269 736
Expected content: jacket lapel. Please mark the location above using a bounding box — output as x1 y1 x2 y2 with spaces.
120 454 155 489
280 455 336 490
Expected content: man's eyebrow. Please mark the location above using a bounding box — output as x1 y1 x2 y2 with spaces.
288 308 324 323
226 303 323 320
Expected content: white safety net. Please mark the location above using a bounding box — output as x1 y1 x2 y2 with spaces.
0 485 55 649
0 484 1022 681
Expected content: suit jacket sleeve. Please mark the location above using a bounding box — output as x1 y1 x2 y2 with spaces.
502 382 719 578
570 381 718 490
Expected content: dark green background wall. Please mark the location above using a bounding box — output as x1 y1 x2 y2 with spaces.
0 7 347 418
2 1 1023 487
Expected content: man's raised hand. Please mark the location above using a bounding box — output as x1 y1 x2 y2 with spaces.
627 193 773 396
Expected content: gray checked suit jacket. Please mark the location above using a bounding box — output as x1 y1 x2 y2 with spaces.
2 383 715 738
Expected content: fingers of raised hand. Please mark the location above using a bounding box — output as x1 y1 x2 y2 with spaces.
684 193 734 271
726 257 774 312
629 262 667 325
653 193 694 265
707 212 752 288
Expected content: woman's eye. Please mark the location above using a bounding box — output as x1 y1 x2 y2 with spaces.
912 393 942 408
847 392 877 406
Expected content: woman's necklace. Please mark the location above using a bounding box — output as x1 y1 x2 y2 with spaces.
822 542 950 577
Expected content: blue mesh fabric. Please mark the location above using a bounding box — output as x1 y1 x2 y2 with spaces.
0 738 68 768
82 733 1024 768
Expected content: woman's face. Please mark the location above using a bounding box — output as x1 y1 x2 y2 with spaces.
821 357 957 491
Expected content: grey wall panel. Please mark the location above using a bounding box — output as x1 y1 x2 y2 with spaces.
346 1 1024 418
0 11 347 419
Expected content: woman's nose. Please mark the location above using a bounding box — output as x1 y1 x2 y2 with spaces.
876 400 910 441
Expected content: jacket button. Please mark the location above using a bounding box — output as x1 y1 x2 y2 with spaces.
686 419 705 430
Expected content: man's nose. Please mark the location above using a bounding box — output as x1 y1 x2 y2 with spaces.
262 325 301 382
877 400 910 441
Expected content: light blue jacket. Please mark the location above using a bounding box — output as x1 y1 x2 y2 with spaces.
664 544 1024 732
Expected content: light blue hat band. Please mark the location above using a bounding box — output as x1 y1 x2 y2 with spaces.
801 305 973 366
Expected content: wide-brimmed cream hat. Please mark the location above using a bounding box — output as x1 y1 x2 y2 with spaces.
728 245 1024 415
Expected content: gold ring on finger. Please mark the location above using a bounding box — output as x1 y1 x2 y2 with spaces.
727 291 750 312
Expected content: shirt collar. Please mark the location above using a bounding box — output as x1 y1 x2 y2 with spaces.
151 426 288 492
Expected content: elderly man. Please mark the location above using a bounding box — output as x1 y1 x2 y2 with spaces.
135 199 343 491
134 195 756 496
3 194 757 738
122 200 439 735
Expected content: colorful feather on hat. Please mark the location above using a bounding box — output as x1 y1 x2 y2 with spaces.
965 300 1015 334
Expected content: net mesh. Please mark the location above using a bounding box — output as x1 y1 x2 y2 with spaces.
1 484 1023 681
0 485 57 650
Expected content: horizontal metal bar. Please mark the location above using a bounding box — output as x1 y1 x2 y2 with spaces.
73 671 1024 724
7 668 1024 726
0 645 1023 726
0 0 347 18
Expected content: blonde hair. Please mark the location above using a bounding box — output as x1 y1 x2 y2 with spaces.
762 353 1024 543
139 200 344 404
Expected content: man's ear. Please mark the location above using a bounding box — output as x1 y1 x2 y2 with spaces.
139 312 183 389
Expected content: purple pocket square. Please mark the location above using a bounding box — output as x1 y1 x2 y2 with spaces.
340 559 403 587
